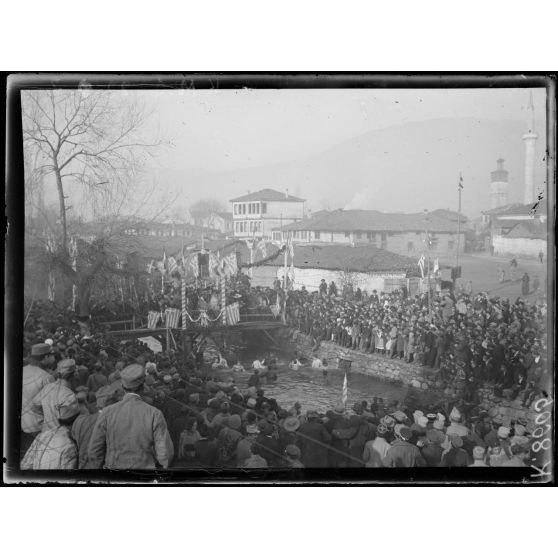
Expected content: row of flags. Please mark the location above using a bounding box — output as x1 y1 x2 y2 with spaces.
245 238 268 259
147 302 241 329
147 250 239 280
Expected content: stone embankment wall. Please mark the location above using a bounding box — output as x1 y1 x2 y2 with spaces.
290 330 443 391
288 330 538 429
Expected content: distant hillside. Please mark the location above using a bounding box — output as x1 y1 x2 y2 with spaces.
161 117 547 219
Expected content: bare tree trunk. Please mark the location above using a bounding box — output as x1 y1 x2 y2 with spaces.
78 280 92 318
53 163 68 253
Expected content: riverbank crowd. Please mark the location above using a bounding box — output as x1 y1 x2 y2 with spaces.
20 272 548 470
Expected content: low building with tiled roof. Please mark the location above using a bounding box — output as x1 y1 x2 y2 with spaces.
230 188 306 240
230 188 306 203
248 243 424 295
270 208 465 259
481 201 549 257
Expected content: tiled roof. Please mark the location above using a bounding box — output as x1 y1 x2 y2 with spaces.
230 188 306 203
505 221 547 240
429 208 468 222
481 203 524 216
215 211 233 220
282 244 416 273
487 202 547 217
166 239 415 273
279 209 460 233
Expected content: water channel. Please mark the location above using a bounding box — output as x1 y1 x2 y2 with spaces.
230 365 410 413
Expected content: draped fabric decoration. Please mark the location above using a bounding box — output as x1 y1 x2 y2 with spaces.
164 307 181 329
181 277 187 331
225 302 240 326
147 311 161 329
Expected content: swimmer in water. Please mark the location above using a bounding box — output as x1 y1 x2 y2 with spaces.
322 358 329 385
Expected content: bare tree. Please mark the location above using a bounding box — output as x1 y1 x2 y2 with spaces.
22 89 165 252
22 89 174 315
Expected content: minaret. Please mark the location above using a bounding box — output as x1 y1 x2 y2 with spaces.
490 158 509 209
523 91 538 204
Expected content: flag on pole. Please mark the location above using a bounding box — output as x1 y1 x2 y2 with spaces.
209 252 220 277
225 302 240 325
458 173 464 190
256 239 267 258
270 299 281 318
183 254 199 278
156 251 167 275
342 372 348 406
164 307 181 329
418 254 426 278
168 256 178 275
222 253 238 277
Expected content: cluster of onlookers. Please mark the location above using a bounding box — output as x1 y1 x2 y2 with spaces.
286 283 548 404
20 306 534 469
20 268 546 471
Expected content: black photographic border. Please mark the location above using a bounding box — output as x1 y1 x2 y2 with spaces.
3 71 556 486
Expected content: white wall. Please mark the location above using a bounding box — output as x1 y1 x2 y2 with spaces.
251 265 407 293
493 235 546 257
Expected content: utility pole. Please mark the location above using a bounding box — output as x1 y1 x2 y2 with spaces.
424 210 432 323
455 172 463 269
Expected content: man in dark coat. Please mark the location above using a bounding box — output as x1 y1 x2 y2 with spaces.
254 420 281 467
297 411 331 467
521 273 530 296
326 406 352 468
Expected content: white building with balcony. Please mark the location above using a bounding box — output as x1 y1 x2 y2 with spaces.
230 188 306 239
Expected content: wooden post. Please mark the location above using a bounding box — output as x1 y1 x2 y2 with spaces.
181 275 187 360
221 274 227 325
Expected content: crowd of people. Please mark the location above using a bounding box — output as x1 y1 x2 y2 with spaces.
19 265 547 471
286 280 548 404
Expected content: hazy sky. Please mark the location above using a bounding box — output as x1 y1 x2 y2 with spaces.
147 87 546 172
32 86 547 218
